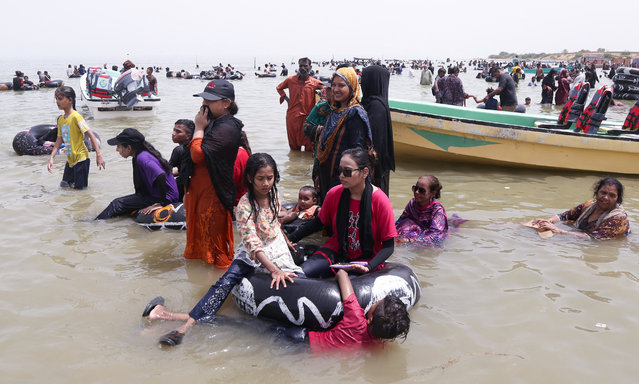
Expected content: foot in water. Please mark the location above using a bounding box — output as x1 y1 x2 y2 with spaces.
159 330 184 346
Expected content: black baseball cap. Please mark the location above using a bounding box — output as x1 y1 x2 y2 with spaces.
193 80 235 101
107 128 145 146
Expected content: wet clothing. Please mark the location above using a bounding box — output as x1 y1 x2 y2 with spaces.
276 75 324 150
299 184 397 278
233 147 249 205
557 200 630 240
62 158 90 190
96 151 178 219
441 75 467 106
188 194 302 321
541 73 557 104
308 293 377 351
57 111 90 167
555 70 572 105
497 73 518 107
361 65 395 196
169 144 188 202
395 199 448 246
147 73 157 95
183 135 237 268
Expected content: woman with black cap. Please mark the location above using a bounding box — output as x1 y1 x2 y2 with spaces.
183 80 243 268
96 128 178 220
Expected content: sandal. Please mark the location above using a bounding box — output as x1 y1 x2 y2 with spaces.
159 330 184 346
142 296 165 317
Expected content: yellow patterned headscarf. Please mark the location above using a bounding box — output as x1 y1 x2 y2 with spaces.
331 67 361 111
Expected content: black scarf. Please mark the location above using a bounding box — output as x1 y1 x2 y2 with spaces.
361 65 395 173
181 114 242 212
335 180 374 263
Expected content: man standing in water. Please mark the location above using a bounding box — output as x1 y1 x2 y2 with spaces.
481 67 518 112
276 57 324 151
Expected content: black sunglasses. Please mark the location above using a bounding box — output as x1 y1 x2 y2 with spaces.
338 167 363 178
412 185 428 194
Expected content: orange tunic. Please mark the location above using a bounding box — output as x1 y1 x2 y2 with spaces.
183 137 234 268
277 76 323 150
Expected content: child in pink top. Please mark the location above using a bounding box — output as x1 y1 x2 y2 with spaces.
308 269 410 351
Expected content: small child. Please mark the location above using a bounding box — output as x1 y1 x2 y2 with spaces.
282 269 411 351
169 119 194 202
474 87 500 110
47 86 104 189
525 97 532 106
279 186 320 225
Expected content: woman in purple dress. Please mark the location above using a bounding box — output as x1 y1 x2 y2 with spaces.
395 175 448 246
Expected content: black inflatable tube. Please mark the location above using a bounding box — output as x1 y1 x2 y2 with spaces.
12 124 57 155
43 80 64 88
134 203 186 230
231 262 421 330
614 67 639 77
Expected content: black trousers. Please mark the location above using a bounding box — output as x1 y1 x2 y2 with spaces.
95 193 160 220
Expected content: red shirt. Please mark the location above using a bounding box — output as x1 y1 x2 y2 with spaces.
233 147 249 205
319 185 397 264
309 293 377 351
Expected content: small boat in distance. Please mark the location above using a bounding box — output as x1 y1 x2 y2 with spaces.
390 99 639 175
79 67 160 119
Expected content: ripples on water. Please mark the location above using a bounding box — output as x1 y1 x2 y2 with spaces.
0 61 638 383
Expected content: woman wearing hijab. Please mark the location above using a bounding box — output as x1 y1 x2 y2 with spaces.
183 80 243 268
555 69 572 106
361 65 395 196
316 67 373 200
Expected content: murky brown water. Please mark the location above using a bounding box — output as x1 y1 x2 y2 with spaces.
1 62 638 383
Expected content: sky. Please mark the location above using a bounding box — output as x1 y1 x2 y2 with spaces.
2 0 636 66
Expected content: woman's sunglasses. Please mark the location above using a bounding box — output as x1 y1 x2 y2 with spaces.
412 185 428 194
338 167 363 178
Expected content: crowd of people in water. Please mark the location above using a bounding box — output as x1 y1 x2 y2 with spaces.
32 55 632 351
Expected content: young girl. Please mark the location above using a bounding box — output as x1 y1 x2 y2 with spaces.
142 153 303 346
47 86 105 189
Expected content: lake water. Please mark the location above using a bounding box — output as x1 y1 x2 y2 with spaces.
1 61 638 383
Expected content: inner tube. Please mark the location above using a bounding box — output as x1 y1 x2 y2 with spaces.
0 82 12 91
12 124 57 155
134 203 186 230
613 91 639 100
485 76 498 82
613 74 639 85
614 67 639 77
12 125 101 155
42 80 64 88
68 74 81 78
613 83 639 94
231 262 421 330
255 73 276 78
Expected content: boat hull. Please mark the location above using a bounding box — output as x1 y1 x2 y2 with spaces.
79 72 161 119
390 100 639 174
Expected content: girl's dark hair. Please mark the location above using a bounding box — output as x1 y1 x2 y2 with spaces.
369 296 410 341
131 140 172 173
55 86 77 110
241 130 252 156
300 185 319 202
421 175 443 199
228 101 239 115
174 119 195 136
341 147 376 177
244 153 280 223
593 177 624 204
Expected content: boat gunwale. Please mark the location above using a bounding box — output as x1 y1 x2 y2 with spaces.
389 101 639 143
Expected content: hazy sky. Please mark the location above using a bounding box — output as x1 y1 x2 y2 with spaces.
2 0 635 65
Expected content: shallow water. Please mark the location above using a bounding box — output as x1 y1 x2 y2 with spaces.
1 62 638 383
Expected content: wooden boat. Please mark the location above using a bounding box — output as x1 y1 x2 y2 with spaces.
389 99 639 174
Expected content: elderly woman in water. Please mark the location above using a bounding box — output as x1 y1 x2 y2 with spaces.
532 177 630 240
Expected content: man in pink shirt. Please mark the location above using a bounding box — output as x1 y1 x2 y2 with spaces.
276 57 324 151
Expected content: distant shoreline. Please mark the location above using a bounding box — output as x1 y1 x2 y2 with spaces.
488 50 639 62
